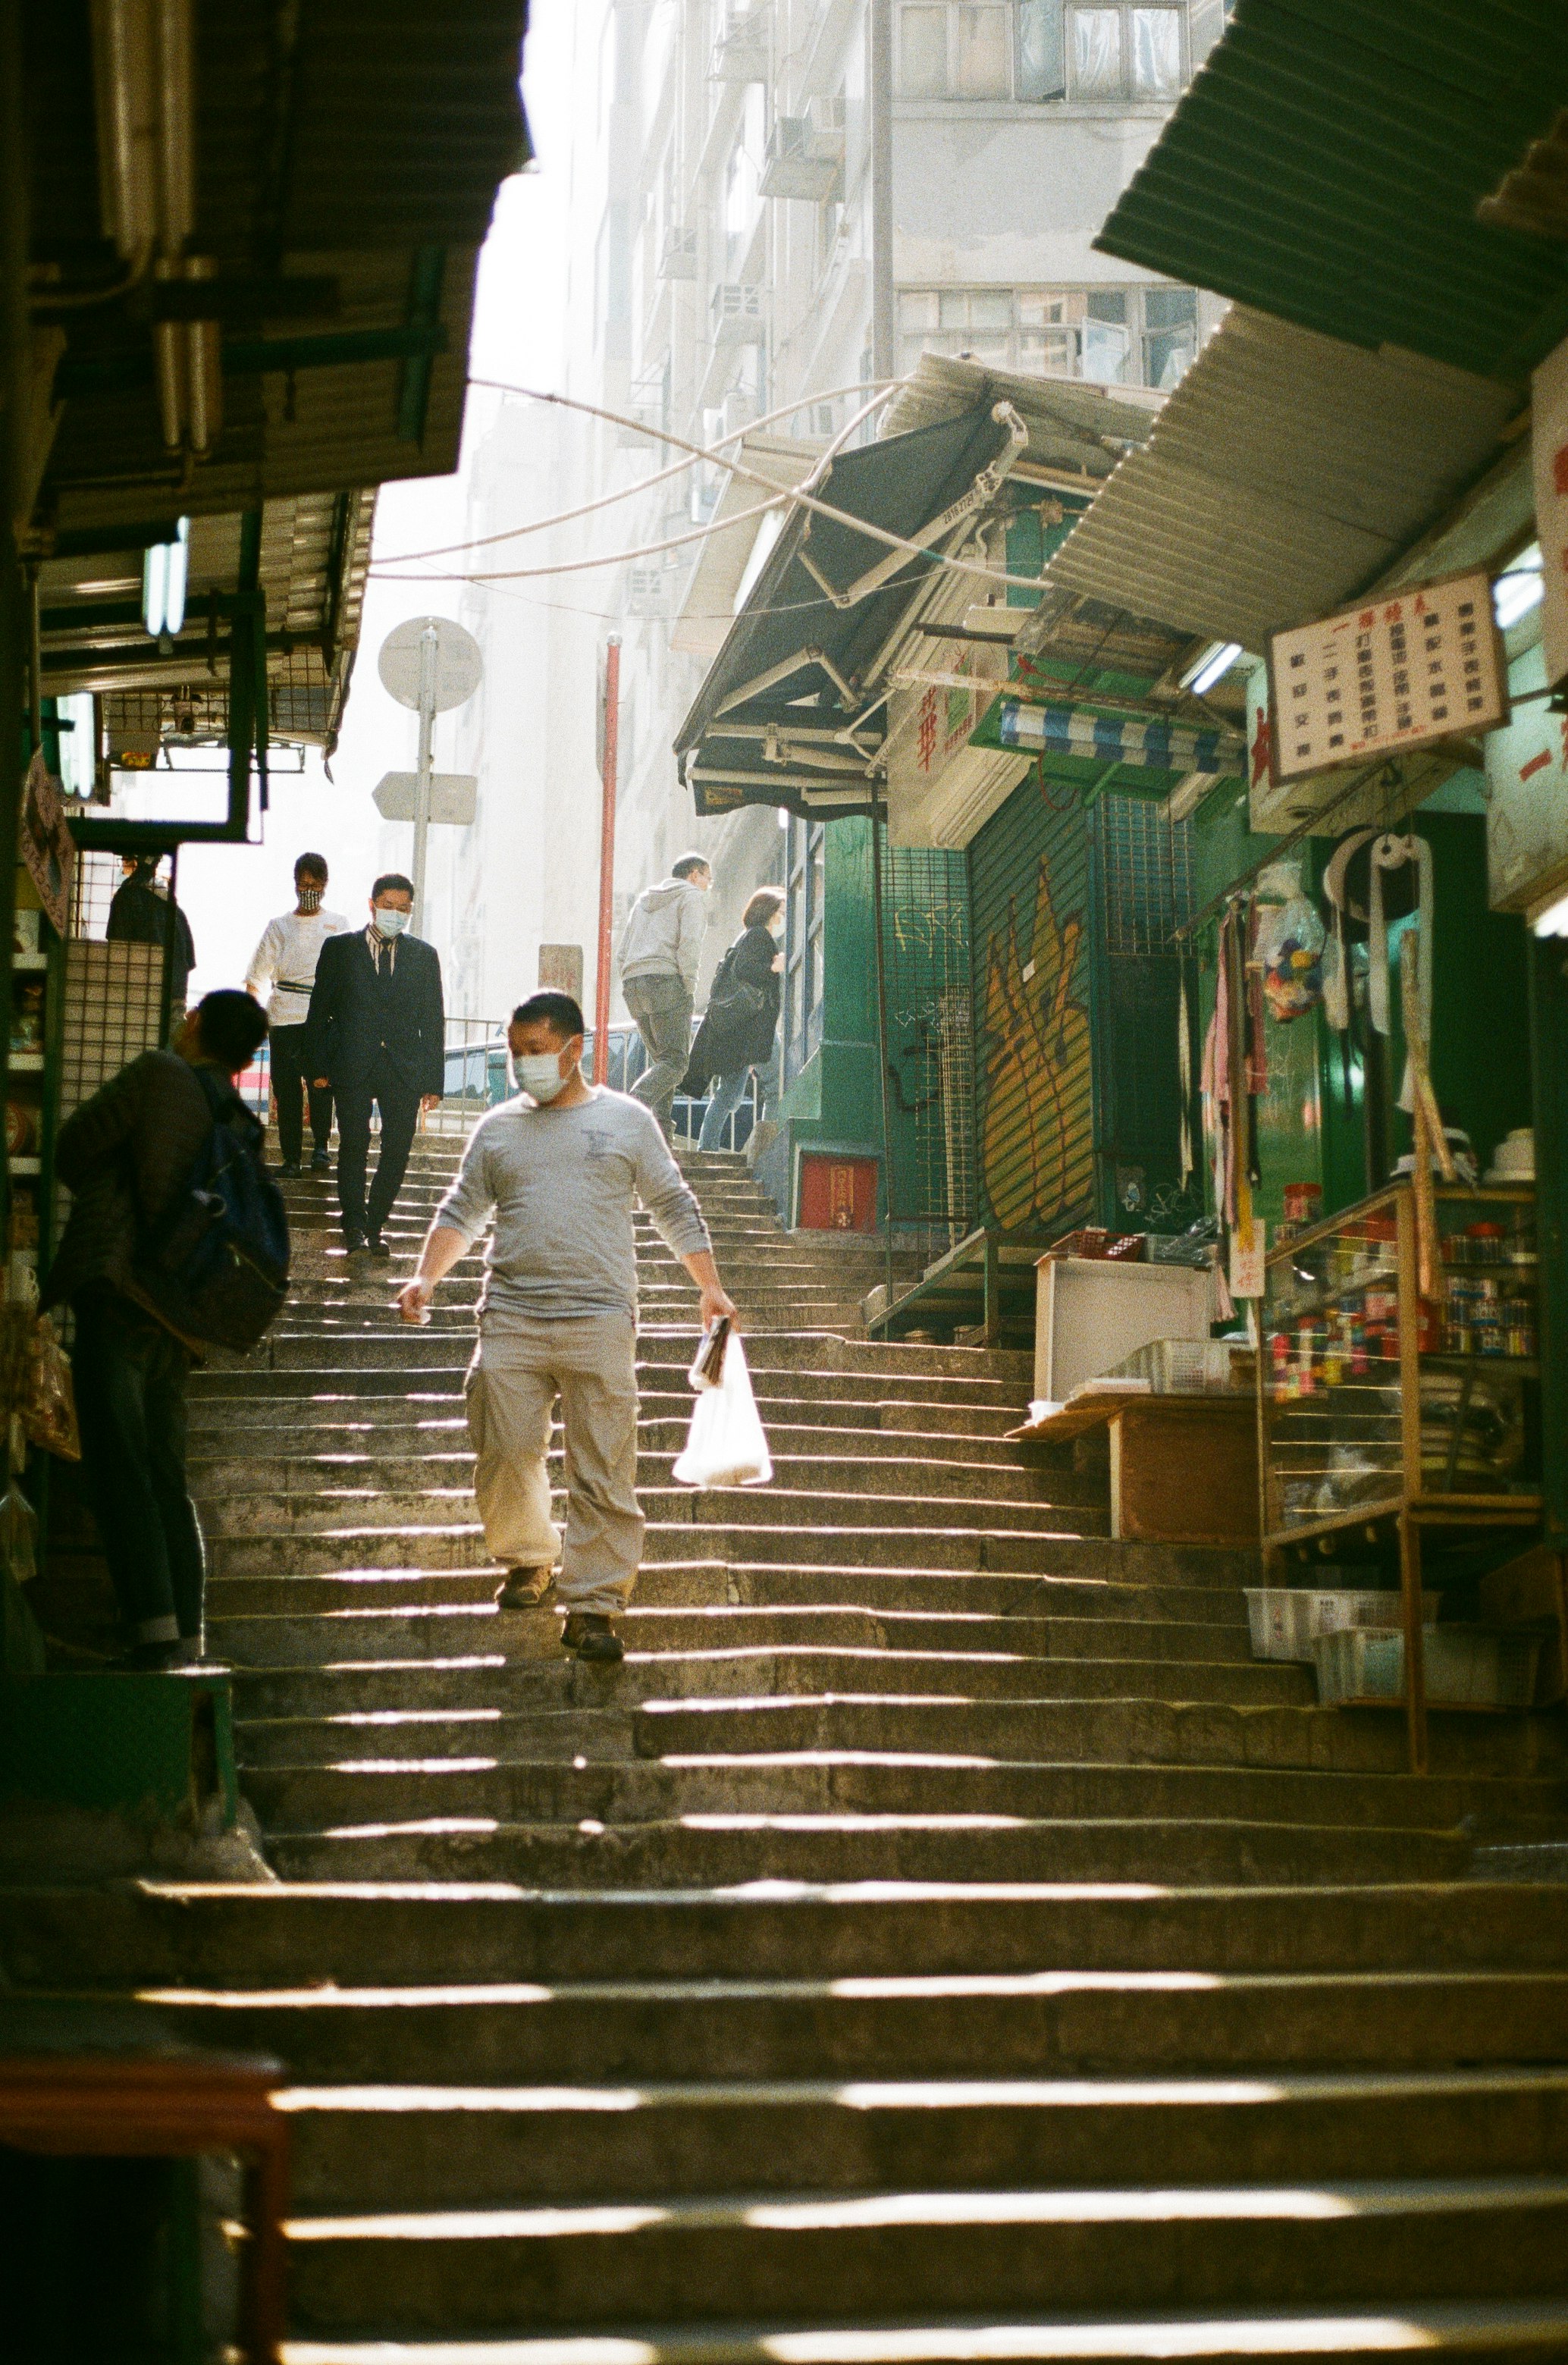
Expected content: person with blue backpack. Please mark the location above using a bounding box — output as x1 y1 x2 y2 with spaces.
44 988 287 1670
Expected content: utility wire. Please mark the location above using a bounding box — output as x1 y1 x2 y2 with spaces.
368 376 1062 597
375 376 906 567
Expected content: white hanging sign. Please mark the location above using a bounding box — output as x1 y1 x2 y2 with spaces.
1267 570 1507 783
1533 333 1568 695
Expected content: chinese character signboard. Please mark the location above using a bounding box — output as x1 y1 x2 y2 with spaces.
1485 642 1568 914
1267 572 1507 785
1534 333 1568 695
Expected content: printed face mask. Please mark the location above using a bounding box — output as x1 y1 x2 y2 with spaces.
516 1050 569 1103
373 905 411 937
298 884 323 913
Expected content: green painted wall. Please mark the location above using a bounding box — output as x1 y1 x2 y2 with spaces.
762 817 969 1223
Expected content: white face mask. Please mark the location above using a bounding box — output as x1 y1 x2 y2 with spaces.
516 1050 570 1103
767 912 784 939
373 904 411 937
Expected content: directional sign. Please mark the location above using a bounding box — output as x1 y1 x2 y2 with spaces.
373 770 478 825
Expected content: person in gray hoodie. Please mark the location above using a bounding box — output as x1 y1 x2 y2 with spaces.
617 852 712 1133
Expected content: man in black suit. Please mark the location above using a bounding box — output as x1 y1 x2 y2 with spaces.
306 872 445 1257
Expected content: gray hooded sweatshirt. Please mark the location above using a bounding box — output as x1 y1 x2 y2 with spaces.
617 875 709 993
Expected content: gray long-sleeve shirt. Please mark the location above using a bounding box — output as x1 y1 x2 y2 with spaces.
433 1086 712 1325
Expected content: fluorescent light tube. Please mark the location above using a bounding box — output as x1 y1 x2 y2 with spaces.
1180 640 1242 697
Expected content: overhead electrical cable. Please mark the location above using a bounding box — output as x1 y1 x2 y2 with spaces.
375 377 905 567
368 378 1061 597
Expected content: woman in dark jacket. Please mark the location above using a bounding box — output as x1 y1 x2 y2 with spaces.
685 887 784 1151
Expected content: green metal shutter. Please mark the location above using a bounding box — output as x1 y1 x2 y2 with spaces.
967 767 1095 1236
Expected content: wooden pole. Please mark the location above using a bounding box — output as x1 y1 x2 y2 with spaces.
593 636 621 1084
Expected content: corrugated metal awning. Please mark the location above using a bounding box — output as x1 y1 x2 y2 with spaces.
1044 306 1519 650
1094 0 1568 382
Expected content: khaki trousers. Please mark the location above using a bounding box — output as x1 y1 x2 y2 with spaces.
465 1313 642 1614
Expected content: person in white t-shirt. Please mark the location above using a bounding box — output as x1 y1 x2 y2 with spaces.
245 853 350 1175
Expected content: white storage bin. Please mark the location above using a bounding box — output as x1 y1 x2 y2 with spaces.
1245 1586 1441 1664
1312 1625 1541 1708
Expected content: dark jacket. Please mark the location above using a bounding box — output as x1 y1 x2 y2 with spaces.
43 1049 250 1334
304 928 445 1100
106 877 196 1000
682 923 781 1091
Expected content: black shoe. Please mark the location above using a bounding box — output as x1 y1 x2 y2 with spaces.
274 1160 302 1179
561 1612 624 1663
342 1228 366 1254
311 1150 331 1173
366 1232 392 1261
496 1567 554 1611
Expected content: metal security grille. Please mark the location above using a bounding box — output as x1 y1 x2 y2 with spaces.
877 840 975 1239
1098 791 1195 952
68 850 126 942
968 770 1096 1238
57 943 167 1124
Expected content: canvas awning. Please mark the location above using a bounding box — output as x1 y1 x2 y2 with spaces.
1094 0 1568 384
676 398 1032 820
1043 305 1520 651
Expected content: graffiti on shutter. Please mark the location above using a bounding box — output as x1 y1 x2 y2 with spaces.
970 770 1093 1234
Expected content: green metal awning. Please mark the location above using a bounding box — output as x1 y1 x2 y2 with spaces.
1095 0 1568 382
676 401 1029 820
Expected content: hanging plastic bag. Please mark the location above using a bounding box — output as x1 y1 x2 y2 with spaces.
673 1322 772 1488
1253 861 1325 1023
22 1314 81 1462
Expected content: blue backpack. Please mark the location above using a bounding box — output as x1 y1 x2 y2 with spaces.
146 1070 290 1351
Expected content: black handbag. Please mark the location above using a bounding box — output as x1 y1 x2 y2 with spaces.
706 945 767 1025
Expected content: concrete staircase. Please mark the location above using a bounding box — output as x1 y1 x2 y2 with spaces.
6 1137 1568 2360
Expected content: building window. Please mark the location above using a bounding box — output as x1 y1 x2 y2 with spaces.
898 0 1184 100
899 283 1198 388
782 815 825 1083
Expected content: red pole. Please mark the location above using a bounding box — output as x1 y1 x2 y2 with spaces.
593 635 621 1084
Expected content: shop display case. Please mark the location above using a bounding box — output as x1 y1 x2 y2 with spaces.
1259 1181 1541 1768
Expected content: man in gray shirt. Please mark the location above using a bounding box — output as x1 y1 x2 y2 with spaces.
398 990 738 1663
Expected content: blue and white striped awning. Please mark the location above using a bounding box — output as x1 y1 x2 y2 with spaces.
996 698 1242 775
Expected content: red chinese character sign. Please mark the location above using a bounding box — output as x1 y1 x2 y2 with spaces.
1265 570 1507 785
1534 333 1568 695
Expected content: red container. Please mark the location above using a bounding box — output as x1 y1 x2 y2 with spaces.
798 1152 879 1232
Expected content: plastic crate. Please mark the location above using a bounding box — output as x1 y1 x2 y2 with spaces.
1312 1625 1541 1708
1106 1336 1253 1394
1245 1586 1440 1664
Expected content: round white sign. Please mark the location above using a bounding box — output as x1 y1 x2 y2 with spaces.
377 616 483 714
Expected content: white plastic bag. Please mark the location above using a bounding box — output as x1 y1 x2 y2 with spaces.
673 1326 772 1488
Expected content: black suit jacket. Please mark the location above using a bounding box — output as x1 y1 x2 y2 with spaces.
305 930 445 1101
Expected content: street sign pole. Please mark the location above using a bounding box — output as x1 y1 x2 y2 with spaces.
412 620 438 934
593 635 621 1085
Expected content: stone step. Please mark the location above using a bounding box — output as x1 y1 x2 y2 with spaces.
278 2067 1568 2209
283 2175 1568 2333
202 1520 1221 1581
211 1598 1247 1663
221 2298 1568 2365
229 1745 1567 1835
188 1443 1077 1499
632 1695 1567 1780
187 1417 1050 1469
258 1811 1471 1890
12 1880 1567 1987
184 1388 1033 1440
196 1485 1110 1542
30 1966 1568 2086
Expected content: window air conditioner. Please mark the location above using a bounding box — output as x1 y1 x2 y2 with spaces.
710 281 766 345
659 226 698 280
760 115 839 202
